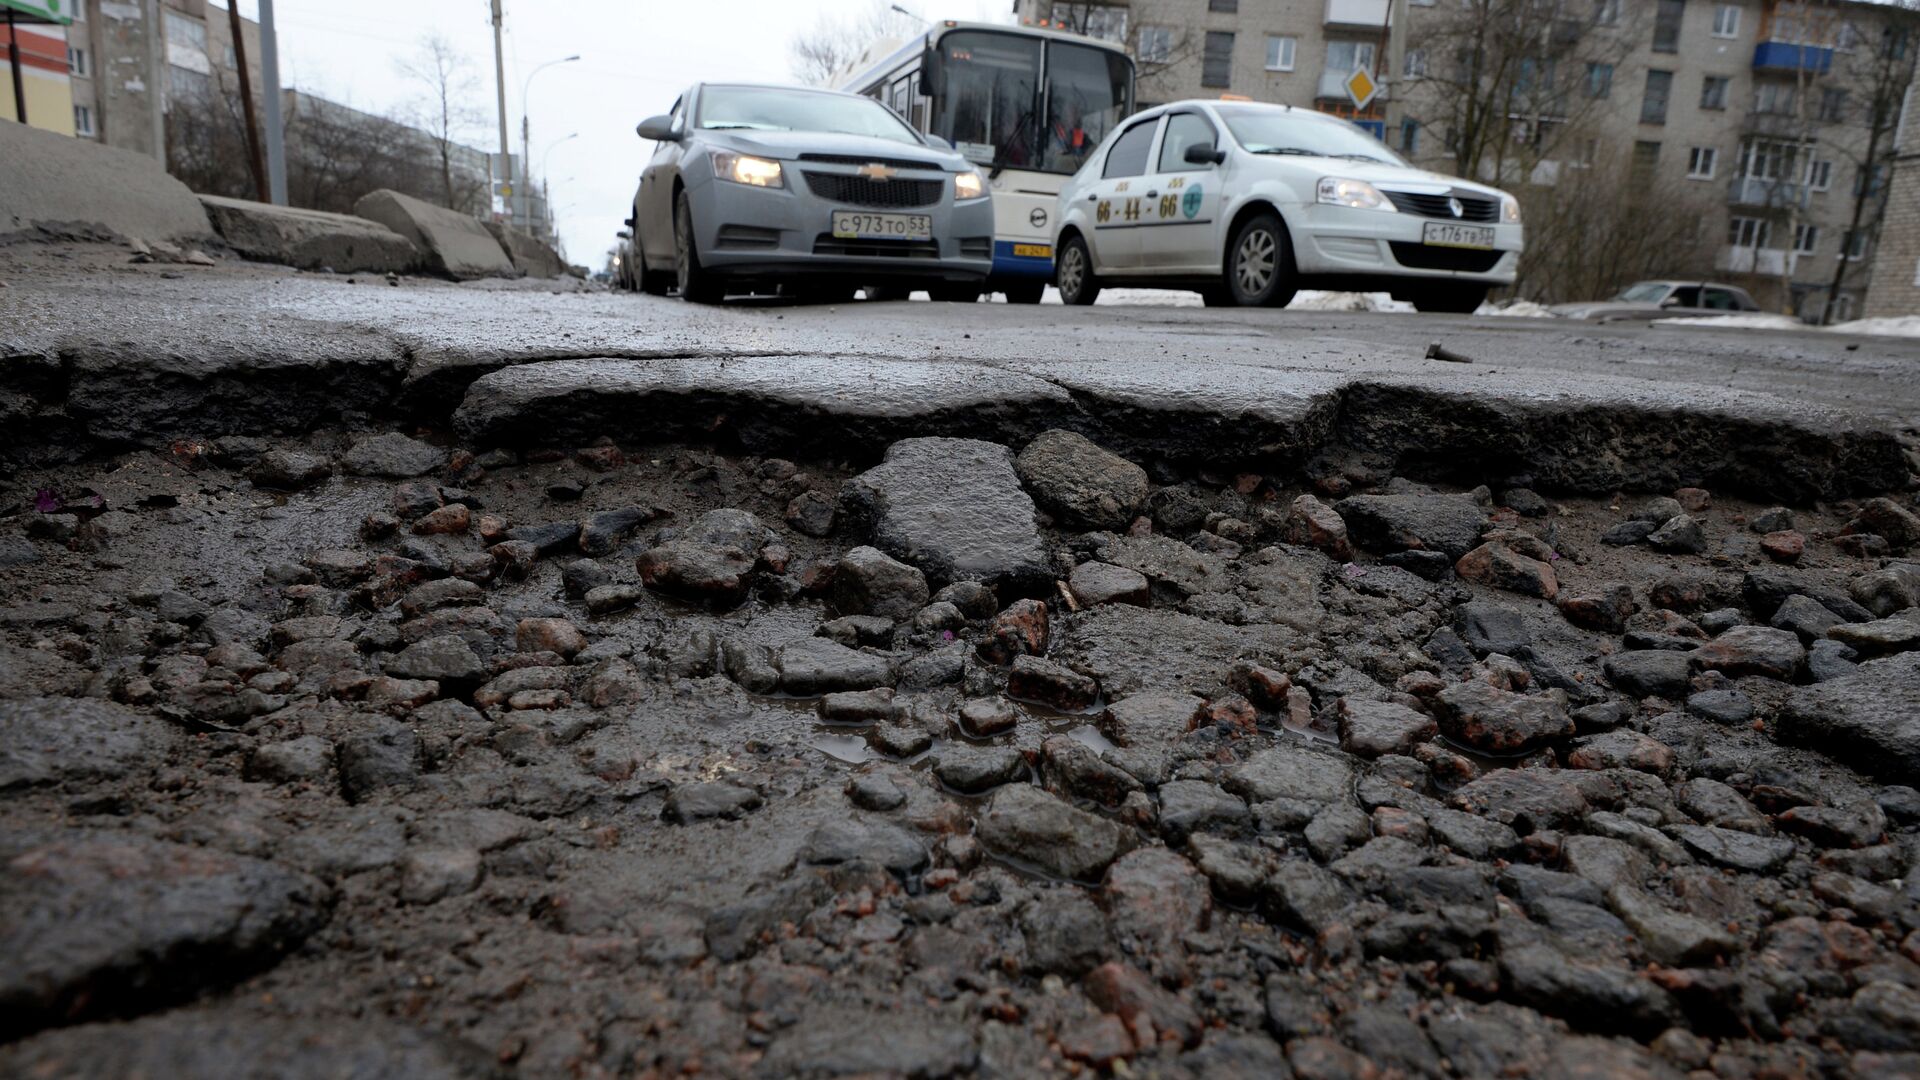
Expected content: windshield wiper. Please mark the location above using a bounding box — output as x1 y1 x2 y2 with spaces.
1248 146 1318 156
989 107 1036 179
704 122 776 130
1331 153 1388 163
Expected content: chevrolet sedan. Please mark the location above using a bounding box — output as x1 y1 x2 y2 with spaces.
1053 100 1523 311
627 82 995 303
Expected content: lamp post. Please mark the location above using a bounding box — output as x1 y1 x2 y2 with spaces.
520 54 580 232
536 135 578 246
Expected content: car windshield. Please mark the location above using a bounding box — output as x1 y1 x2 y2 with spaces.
696 86 921 144
1215 106 1404 165
1615 282 1672 303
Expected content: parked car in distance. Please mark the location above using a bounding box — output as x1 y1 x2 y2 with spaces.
1052 100 1522 311
1551 281 1763 322
624 82 995 303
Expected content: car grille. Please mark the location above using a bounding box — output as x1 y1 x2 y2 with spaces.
812 234 941 259
715 224 780 249
798 153 944 170
1380 189 1501 223
803 172 944 208
1388 242 1505 273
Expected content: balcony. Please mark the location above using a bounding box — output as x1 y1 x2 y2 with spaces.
1326 0 1391 29
1717 246 1794 276
1753 41 1833 73
1729 176 1810 210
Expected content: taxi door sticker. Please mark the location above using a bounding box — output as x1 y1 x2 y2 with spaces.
1159 195 1178 219
1096 200 1112 223
1183 185 1204 219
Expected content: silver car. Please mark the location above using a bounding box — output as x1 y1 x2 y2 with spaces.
625 82 995 303
1552 281 1762 322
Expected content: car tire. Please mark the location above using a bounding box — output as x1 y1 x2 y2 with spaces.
673 191 724 304
1003 281 1045 305
1411 283 1489 314
930 285 983 303
1054 235 1100 306
636 241 672 296
1224 212 1296 308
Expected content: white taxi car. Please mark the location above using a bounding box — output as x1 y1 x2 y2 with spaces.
1053 100 1523 311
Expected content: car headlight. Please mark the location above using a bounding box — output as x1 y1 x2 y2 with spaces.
954 169 986 201
1501 195 1522 224
710 151 784 188
1316 177 1394 211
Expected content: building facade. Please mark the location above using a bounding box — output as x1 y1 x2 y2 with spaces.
3 10 77 136
1014 0 1916 316
1864 76 1920 317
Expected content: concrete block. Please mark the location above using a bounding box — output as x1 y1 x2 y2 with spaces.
200 196 419 273
484 222 566 278
0 120 212 244
351 189 514 280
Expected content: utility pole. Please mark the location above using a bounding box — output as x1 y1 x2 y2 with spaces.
226 0 268 201
491 0 512 226
1382 0 1409 151
144 0 165 160
260 0 287 204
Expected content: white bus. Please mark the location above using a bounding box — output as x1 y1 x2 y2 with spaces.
839 21 1135 303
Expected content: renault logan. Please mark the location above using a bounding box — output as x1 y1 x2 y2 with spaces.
1052 100 1523 311
625 82 995 303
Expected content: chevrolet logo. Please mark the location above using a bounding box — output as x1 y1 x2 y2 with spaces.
856 163 897 181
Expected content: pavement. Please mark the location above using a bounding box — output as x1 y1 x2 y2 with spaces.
4 242 1917 498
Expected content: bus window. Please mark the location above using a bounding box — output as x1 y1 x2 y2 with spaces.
1042 41 1132 175
930 31 1041 169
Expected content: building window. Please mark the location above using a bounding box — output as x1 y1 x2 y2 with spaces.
1586 62 1613 97
1593 0 1621 25
1404 48 1427 78
1687 146 1718 178
1729 216 1772 248
1138 26 1173 64
1266 35 1296 71
1631 139 1661 180
1819 87 1847 122
66 46 88 77
1049 3 1128 44
1807 159 1832 190
1400 118 1420 152
1326 39 1376 76
1571 136 1599 168
1209 0 1238 11
1712 4 1740 38
1836 21 1861 52
224 45 238 69
1855 164 1886 196
168 65 211 102
1653 0 1685 53
1753 81 1796 115
1641 70 1673 124
1701 75 1729 110
72 104 94 136
1202 31 1234 88
1844 230 1869 260
1793 224 1819 254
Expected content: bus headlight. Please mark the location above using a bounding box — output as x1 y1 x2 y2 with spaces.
711 151 784 188
1316 177 1393 211
954 169 987 201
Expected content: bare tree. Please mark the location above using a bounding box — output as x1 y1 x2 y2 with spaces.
1031 1 1201 90
397 34 486 210
1516 139 1721 303
1398 0 1646 185
1821 2 1920 322
788 1 922 87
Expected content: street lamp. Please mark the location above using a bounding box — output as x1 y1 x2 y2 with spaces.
540 132 578 178
520 54 581 233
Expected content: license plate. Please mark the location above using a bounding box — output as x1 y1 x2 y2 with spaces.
831 211 931 241
1011 243 1052 258
1422 222 1496 250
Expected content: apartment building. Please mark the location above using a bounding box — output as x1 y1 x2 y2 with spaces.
2 9 77 137
1014 0 1915 316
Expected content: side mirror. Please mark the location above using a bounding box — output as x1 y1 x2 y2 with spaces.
622 216 635 228
918 44 941 96
1183 142 1227 165
637 115 679 141
1659 296 1683 308
616 230 631 240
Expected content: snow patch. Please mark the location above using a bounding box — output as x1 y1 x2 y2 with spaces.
1287 291 1416 313
1653 313 1808 331
1476 300 1556 318
1829 315 1920 338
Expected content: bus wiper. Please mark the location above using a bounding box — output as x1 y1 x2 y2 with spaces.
989 107 1036 179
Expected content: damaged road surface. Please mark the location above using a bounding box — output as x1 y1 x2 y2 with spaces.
4 243 1920 1078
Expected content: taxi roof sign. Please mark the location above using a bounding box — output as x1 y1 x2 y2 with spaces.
1 0 74 23
1345 67 1378 109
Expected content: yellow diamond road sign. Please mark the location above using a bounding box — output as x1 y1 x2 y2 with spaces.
1345 68 1378 109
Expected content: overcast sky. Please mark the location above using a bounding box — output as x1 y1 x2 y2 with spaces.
218 1 1012 264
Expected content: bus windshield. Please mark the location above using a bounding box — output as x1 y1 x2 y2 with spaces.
931 31 1040 169
1040 41 1132 175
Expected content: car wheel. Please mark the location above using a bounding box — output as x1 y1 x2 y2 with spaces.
1055 235 1101 306
1410 283 1489 314
1003 281 1045 305
673 191 724 304
635 240 671 296
1225 212 1296 307
930 285 982 303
